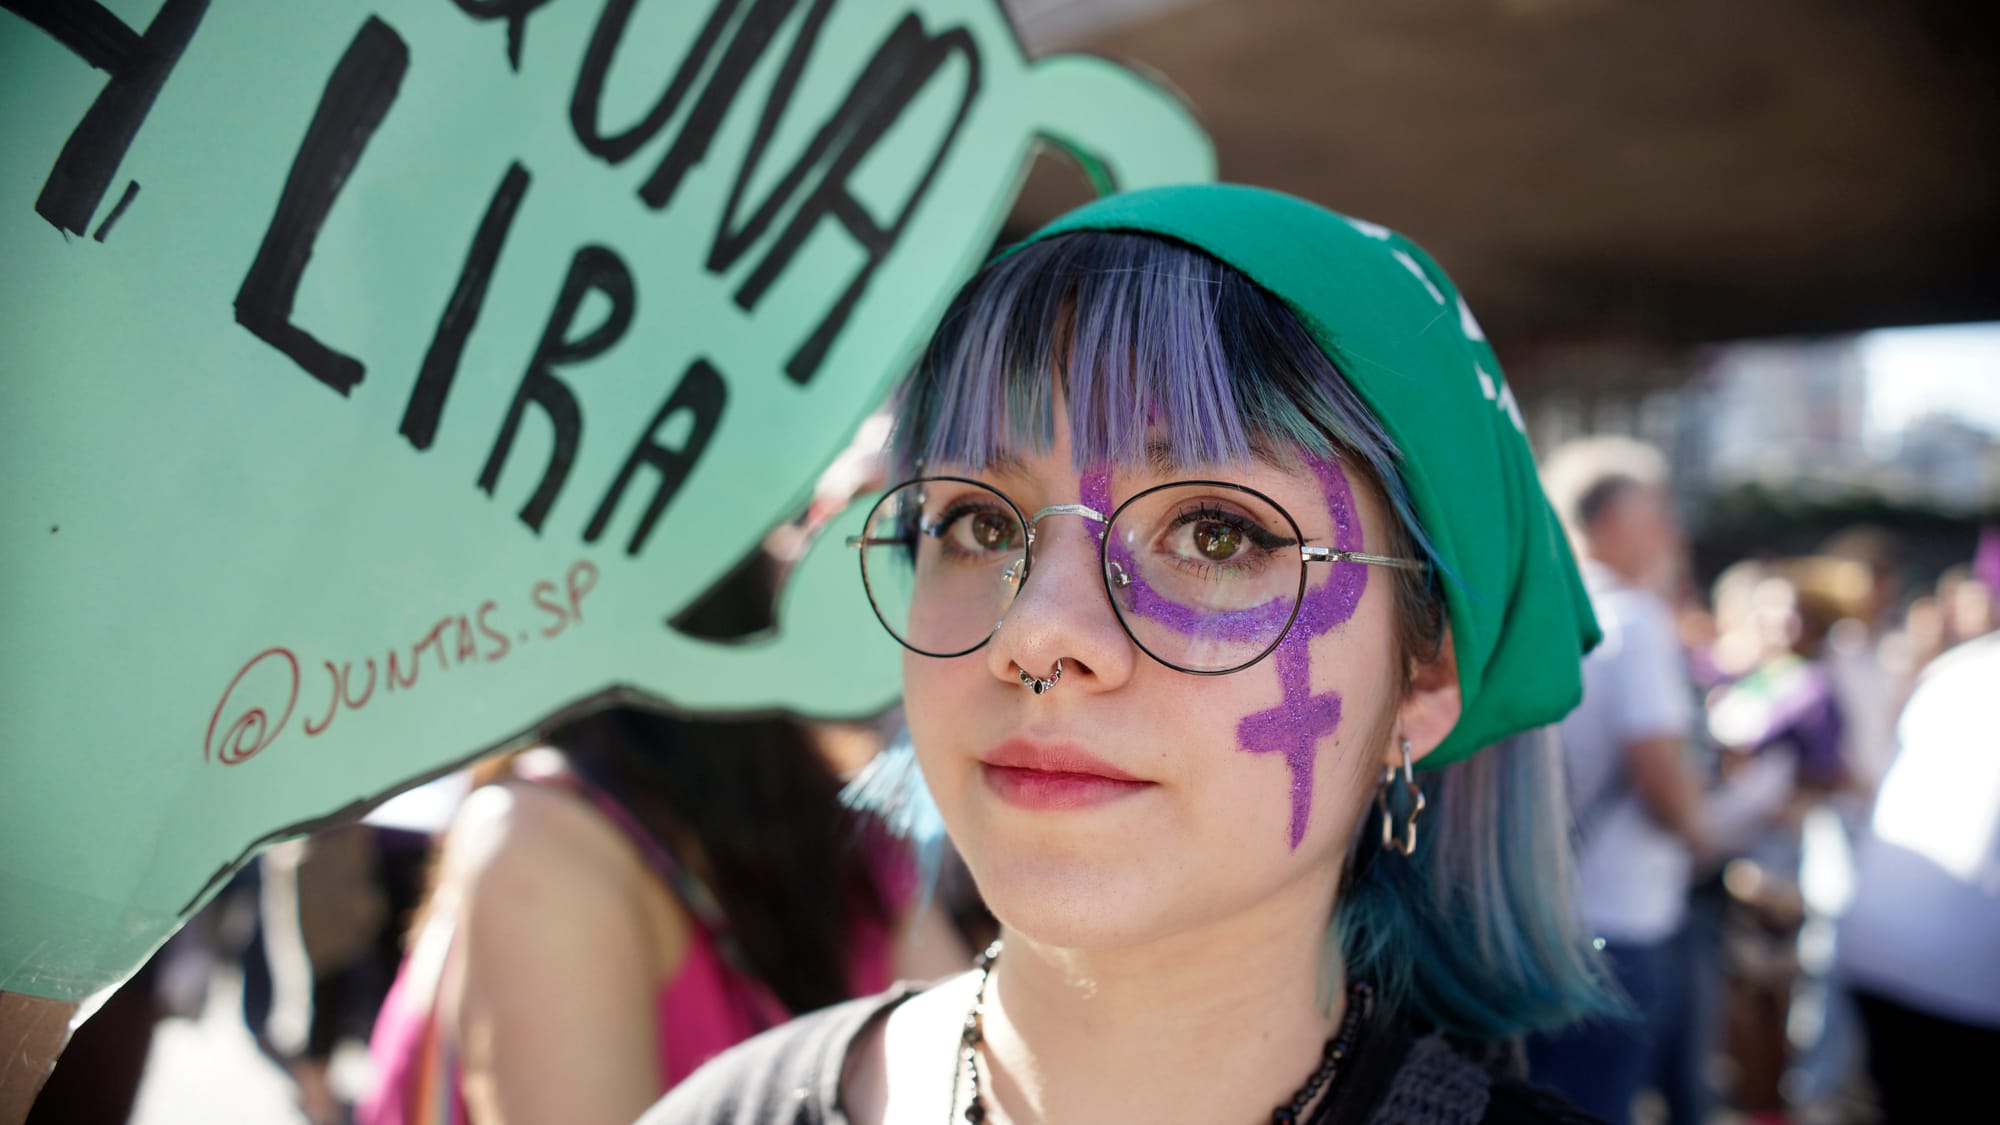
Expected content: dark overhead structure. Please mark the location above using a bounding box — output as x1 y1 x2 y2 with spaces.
1007 0 2000 356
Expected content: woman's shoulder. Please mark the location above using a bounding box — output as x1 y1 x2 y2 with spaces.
440 766 695 973
1355 1034 1604 1125
637 985 916 1125
445 752 695 904
443 758 630 875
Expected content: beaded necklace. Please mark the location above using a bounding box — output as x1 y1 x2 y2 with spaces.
949 941 1374 1124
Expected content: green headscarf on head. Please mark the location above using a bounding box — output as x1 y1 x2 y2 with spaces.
1017 184 1600 767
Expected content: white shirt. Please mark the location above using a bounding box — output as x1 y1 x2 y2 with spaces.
1560 561 1696 945
1837 633 2000 1027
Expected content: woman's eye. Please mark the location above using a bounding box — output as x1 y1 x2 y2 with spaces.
969 512 1016 551
1149 502 1294 576
1191 521 1242 561
922 499 1020 556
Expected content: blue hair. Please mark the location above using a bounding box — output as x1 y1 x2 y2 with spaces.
848 231 1610 1040
1338 727 1614 1037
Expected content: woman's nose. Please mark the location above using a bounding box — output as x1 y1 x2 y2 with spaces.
984 515 1135 693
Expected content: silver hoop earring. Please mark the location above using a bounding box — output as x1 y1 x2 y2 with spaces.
1016 659 1063 695
1376 737 1426 856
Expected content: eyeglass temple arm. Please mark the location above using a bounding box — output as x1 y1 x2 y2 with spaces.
1300 546 1427 572
845 535 911 548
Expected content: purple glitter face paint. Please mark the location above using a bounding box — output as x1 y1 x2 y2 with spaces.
1080 465 1114 551
1233 454 1368 847
1235 662 1342 847
1104 518 1294 646
1085 472 1295 652
1081 458 1369 848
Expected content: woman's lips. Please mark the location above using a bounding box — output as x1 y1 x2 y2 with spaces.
978 738 1154 810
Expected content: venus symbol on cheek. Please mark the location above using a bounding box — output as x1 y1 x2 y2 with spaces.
1082 461 1368 849
1233 456 1368 848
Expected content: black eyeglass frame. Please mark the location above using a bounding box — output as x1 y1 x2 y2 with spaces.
846 476 1427 677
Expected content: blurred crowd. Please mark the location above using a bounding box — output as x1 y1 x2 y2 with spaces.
27 431 2000 1125
1529 436 2000 1125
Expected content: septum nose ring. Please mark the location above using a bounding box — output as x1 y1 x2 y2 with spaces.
1000 505 1103 697
1017 659 1064 695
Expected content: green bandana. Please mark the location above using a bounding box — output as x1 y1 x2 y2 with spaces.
1019 184 1600 767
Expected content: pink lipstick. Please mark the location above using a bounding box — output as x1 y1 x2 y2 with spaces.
978 738 1154 810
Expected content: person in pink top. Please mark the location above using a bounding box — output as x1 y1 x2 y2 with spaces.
360 565 964 1125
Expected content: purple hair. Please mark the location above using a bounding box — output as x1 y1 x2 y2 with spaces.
893 232 1424 543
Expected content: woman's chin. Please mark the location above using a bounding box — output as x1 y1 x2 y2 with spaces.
967 850 1191 952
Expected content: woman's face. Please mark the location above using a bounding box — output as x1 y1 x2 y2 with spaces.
902 410 1410 951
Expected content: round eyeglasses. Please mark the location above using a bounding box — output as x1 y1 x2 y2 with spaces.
847 477 1427 675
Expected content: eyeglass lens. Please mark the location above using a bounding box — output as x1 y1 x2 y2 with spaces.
858 479 1310 673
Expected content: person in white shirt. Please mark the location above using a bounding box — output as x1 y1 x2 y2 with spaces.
1836 629 2000 1120
1529 437 1712 1125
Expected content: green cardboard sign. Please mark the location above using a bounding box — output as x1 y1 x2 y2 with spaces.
0 0 1212 1001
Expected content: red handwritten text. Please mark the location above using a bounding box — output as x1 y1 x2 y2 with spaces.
205 560 598 765
205 647 301 765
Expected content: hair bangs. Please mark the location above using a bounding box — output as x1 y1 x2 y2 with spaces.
895 233 1404 478
891 231 1438 599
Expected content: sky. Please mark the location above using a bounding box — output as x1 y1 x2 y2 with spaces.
1860 321 2000 441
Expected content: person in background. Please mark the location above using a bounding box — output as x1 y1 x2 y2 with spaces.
1973 522 2000 628
1835 623 2000 1120
1532 436 1713 1125
1941 563 1997 645
254 823 407 1125
1816 528 1904 793
1704 559 1866 1118
1908 556 1997 679
359 558 964 1125
1707 559 1861 798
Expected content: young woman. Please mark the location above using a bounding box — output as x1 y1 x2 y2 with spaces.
643 185 1609 1124
360 562 965 1125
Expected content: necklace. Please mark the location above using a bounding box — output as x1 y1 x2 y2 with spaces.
950 940 1373 1125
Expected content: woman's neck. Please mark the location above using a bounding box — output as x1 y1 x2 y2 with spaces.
977 878 1345 1125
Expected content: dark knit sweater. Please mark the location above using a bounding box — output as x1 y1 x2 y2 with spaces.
637 984 1602 1124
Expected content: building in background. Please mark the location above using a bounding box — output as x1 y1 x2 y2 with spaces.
1512 323 1999 586
1700 339 1873 505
